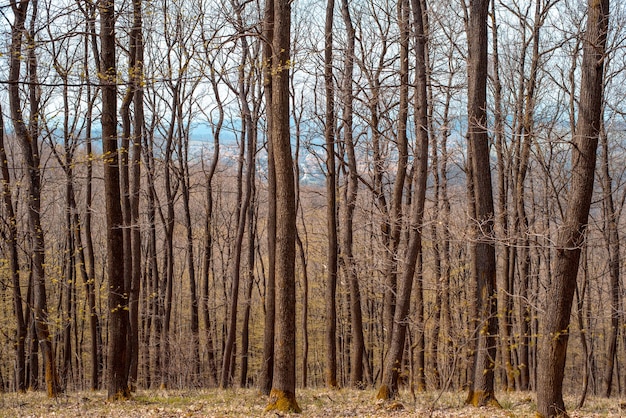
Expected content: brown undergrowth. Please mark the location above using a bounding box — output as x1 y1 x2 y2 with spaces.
0 388 623 417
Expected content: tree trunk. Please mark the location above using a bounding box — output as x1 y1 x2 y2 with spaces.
536 1 608 415
466 0 499 407
221 28 256 386
266 0 300 411
600 126 621 398
324 0 338 389
382 0 410 350
9 0 59 398
338 0 366 389
259 0 276 396
100 0 130 399
376 0 428 399
0 106 27 393
128 0 144 391
201 62 223 388
82 5 102 389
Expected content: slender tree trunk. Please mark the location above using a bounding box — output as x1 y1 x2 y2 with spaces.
338 0 365 389
490 1 516 392
240 109 259 388
201 62 223 388
259 0 276 396
536 1 608 415
128 0 144 391
600 126 621 398
383 0 410 350
82 6 102 389
9 0 59 398
221 30 255 386
0 106 27 392
296 232 309 388
376 0 428 399
240 199 257 388
575 261 590 409
323 0 338 389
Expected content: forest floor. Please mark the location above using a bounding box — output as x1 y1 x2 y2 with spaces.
0 387 624 417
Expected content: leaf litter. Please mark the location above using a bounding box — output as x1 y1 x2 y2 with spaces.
0 388 624 417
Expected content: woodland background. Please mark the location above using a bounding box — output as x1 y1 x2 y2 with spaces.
0 0 624 414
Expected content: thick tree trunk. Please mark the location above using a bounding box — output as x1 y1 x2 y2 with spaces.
100 0 130 400
466 0 499 407
536 1 608 416
265 0 300 411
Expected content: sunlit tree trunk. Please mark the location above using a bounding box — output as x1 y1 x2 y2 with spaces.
81 1 103 389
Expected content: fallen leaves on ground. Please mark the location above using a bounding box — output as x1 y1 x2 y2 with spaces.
0 388 623 417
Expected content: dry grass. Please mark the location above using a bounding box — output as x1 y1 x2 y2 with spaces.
0 388 624 417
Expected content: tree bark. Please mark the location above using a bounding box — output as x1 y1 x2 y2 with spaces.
128 0 144 391
536 0 608 415
324 0 338 389
100 0 130 400
465 0 499 407
265 0 300 411
259 0 276 396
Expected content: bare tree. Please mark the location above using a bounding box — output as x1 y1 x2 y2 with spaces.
265 0 301 411
465 0 499 407
100 0 130 400
377 0 429 400
0 106 27 393
536 0 609 415
8 0 59 398
323 0 339 389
